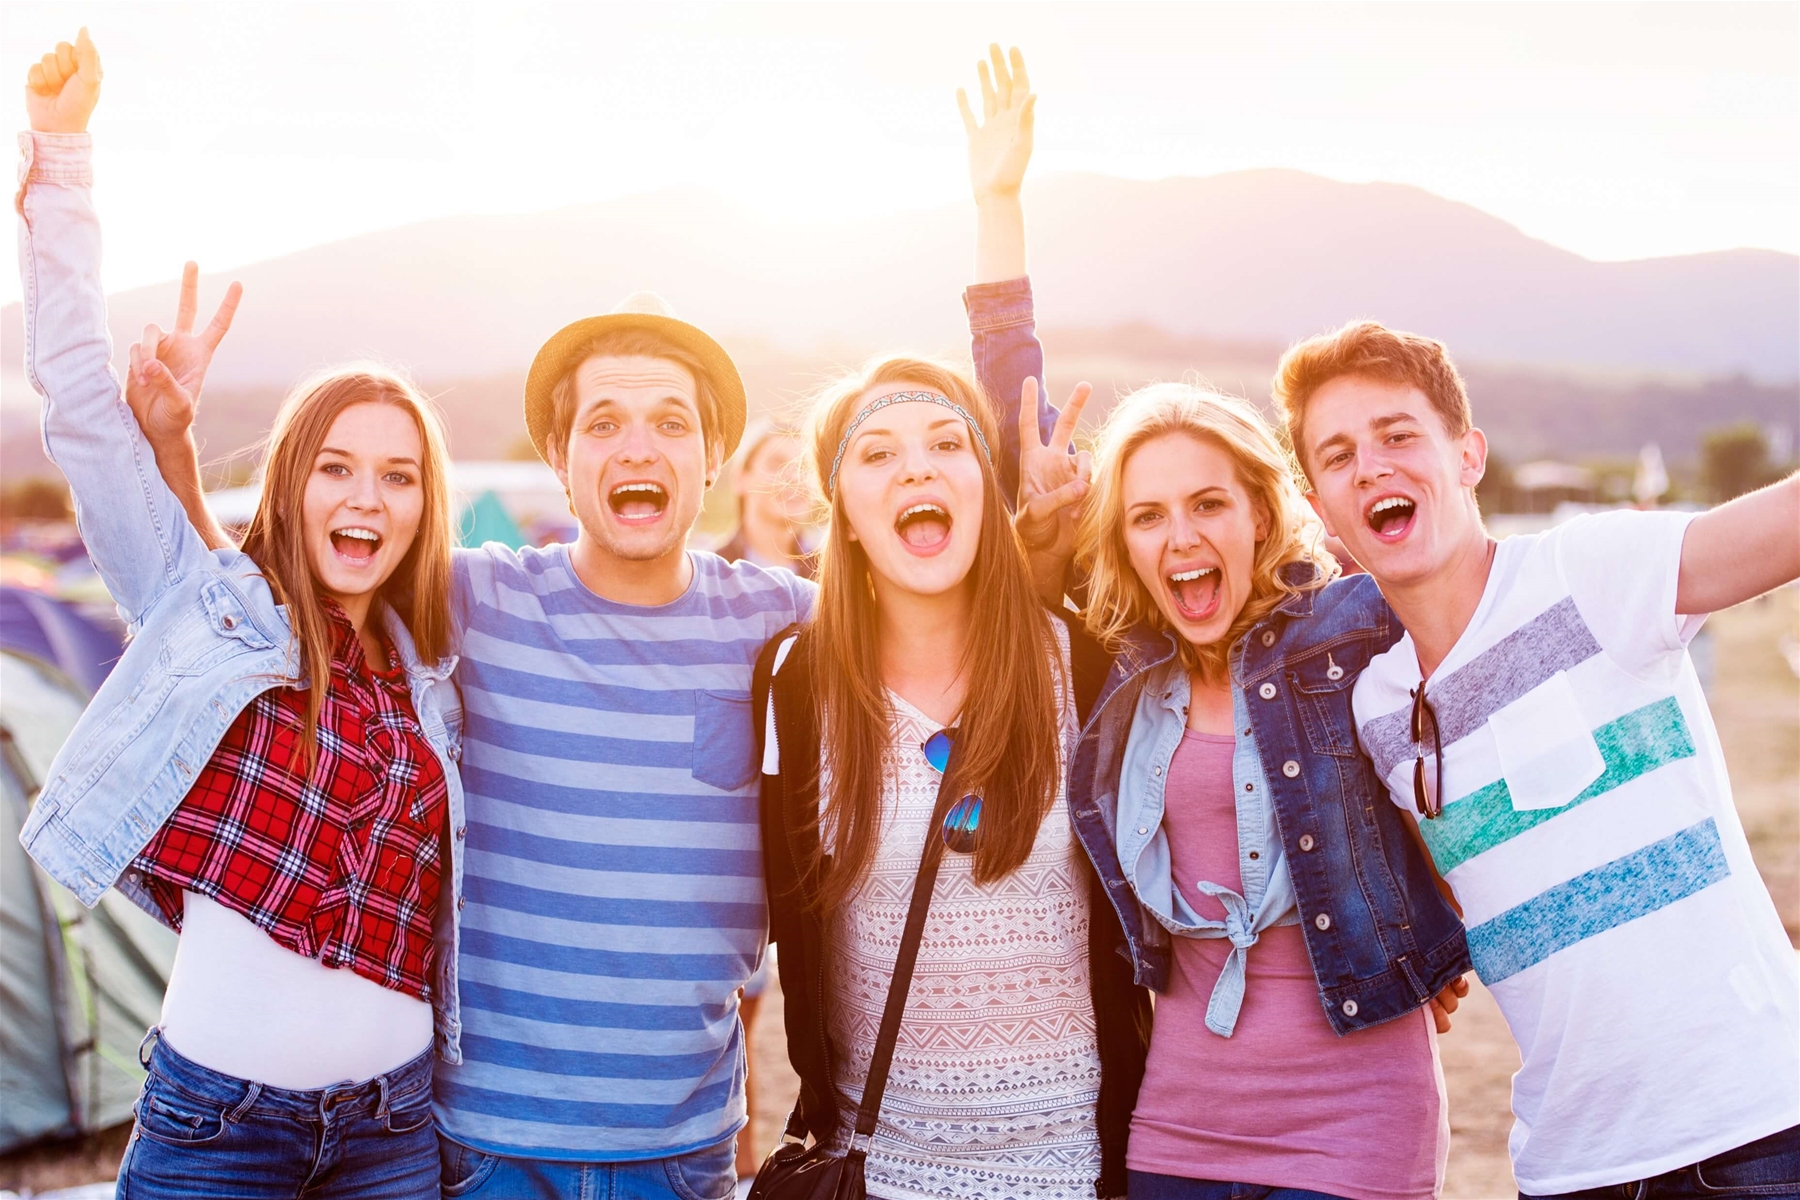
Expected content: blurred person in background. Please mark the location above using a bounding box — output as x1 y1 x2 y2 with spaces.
716 420 819 579
18 33 461 1199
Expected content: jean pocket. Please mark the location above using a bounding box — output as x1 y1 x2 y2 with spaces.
132 1079 228 1147
664 1134 738 1200
693 691 758 792
438 1133 500 1196
383 1085 434 1134
1693 1123 1800 1195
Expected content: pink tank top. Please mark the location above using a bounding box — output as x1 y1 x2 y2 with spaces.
1127 730 1447 1200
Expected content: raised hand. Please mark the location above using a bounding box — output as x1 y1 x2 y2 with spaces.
1014 377 1093 563
25 28 101 134
125 263 244 446
957 45 1035 204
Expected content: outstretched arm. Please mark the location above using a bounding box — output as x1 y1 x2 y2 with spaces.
18 30 220 622
959 45 1054 505
1676 472 1800 615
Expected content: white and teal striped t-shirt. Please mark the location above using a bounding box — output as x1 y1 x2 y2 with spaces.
1353 511 1798 1195
433 543 813 1160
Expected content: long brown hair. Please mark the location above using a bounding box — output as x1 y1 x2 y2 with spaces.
240 367 455 760
802 356 1064 912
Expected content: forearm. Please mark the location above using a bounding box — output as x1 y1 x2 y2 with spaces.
149 432 235 551
973 194 1026 284
1026 548 1072 608
17 133 204 618
966 276 1053 508
1677 472 1800 614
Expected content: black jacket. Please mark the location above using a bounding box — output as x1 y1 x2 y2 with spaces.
751 610 1152 1200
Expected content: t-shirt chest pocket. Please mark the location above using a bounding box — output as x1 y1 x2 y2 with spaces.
1486 670 1604 811
692 690 759 792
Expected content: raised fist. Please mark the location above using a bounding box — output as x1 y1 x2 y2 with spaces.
25 28 102 135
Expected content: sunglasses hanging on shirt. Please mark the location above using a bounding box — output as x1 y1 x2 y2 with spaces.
920 728 982 853
1409 683 1444 820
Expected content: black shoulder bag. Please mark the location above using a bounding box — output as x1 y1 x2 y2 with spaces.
746 782 957 1200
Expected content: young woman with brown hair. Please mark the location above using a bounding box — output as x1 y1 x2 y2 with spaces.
752 355 1149 1200
18 34 462 1199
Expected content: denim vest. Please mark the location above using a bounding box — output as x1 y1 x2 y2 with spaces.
15 132 470 1063
1068 566 1471 1035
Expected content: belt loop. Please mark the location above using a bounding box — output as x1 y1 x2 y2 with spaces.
375 1072 392 1121
138 1025 160 1069
226 1081 261 1124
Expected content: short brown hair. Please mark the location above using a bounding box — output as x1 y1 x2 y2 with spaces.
1273 321 1472 475
546 329 720 458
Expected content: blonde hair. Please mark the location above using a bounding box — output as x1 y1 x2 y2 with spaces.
800 356 1063 913
1273 320 1472 477
240 366 455 766
1075 382 1334 677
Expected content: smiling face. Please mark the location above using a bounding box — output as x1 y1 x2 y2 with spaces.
552 353 721 565
301 401 426 610
833 388 987 602
1300 375 1487 588
1119 431 1268 650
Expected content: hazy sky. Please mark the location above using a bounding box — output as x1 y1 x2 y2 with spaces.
2 1 1795 306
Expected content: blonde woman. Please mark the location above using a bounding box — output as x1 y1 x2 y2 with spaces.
752 357 1150 1200
19 35 460 1198
962 45 1471 1200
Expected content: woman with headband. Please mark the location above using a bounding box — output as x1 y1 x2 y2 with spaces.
751 354 1149 1200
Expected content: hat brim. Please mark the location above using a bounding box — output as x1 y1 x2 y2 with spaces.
524 312 747 465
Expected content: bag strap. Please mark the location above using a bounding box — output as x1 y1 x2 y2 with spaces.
844 773 957 1160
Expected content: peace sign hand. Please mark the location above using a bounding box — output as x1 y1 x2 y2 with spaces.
1014 377 1093 563
125 262 243 447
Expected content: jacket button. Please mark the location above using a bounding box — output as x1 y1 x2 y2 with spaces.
1299 834 1316 852
1260 630 1276 647
1314 913 1331 931
1248 851 1259 861
1282 760 1301 778
1243 782 1253 792
1153 765 1162 776
1342 999 1359 1017
221 614 236 629
455 826 466 840
457 896 466 911
1137 826 1148 835
1258 683 1277 700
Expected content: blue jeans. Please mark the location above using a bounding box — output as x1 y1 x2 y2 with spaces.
1127 1174 1351 1200
438 1132 739 1200
1520 1124 1800 1200
116 1031 437 1199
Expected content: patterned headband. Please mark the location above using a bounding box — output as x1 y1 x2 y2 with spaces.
826 390 994 494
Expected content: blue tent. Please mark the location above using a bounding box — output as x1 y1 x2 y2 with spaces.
0 586 123 695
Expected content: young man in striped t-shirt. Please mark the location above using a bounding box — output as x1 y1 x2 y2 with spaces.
1276 322 1800 1198
428 296 816 1197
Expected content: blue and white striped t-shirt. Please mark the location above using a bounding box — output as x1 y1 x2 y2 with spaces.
433 543 813 1160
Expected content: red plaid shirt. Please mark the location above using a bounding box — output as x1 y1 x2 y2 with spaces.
133 602 448 1001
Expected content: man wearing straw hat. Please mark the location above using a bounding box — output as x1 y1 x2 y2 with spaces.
423 293 816 1196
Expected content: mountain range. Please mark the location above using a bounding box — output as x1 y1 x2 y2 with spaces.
3 169 1796 394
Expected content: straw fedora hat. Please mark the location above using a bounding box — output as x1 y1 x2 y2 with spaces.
523 292 747 465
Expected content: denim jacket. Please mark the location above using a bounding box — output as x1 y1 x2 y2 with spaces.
14 133 471 1062
1116 664 1300 1036
966 276 1470 1034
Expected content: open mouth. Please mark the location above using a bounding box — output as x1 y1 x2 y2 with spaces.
608 482 668 524
894 502 952 555
330 526 382 564
1365 495 1418 541
1167 566 1221 622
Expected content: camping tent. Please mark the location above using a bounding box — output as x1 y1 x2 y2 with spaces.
0 594 174 1153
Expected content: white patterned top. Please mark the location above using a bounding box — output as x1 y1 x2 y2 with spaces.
826 627 1103 1200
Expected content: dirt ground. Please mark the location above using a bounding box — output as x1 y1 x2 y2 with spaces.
6 593 1795 1198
